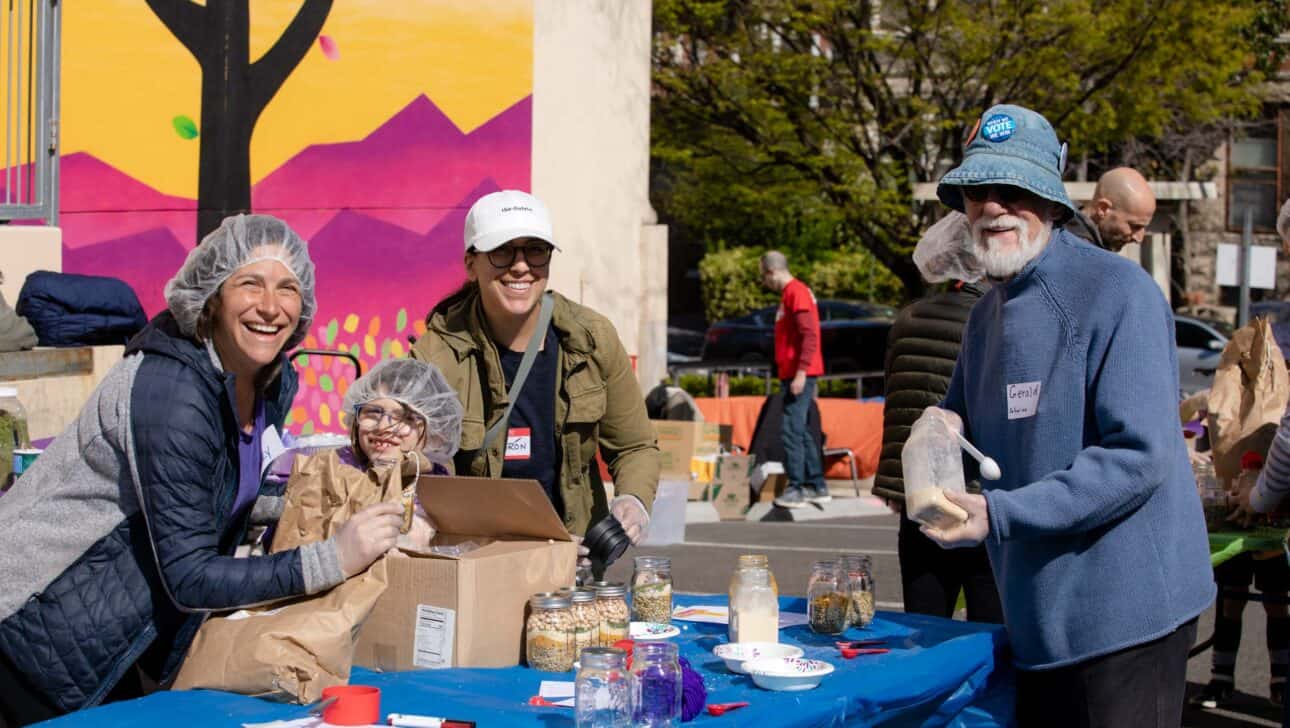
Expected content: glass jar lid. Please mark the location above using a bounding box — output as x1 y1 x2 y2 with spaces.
591 581 628 598
568 587 596 603
529 592 572 609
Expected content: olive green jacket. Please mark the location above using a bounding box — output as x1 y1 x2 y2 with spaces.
410 288 660 535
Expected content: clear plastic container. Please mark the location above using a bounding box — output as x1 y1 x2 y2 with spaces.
902 407 969 529
526 592 575 672
807 560 850 635
631 557 673 624
0 387 31 490
575 646 632 728
590 581 630 647
840 554 875 629
631 641 682 728
729 555 778 643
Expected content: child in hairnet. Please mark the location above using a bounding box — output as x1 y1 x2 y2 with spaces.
334 358 464 547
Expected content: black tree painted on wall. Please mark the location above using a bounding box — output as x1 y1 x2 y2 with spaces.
146 0 333 242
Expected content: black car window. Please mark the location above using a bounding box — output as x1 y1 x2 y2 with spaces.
1175 320 1215 349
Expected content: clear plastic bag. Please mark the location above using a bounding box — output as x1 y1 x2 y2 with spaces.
911 212 984 284
901 407 969 529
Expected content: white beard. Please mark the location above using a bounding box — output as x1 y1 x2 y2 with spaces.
971 214 1052 278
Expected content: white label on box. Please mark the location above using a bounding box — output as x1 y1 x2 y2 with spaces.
412 604 455 669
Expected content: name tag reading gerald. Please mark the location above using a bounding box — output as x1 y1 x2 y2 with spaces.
505 427 532 460
1007 381 1042 420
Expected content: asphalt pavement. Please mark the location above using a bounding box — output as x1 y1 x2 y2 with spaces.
603 498 1286 728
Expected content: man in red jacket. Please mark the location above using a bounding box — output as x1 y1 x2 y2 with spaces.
760 250 828 507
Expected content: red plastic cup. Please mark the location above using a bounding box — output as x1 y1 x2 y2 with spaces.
321 685 381 726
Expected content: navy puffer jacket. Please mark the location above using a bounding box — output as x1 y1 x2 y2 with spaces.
0 312 327 712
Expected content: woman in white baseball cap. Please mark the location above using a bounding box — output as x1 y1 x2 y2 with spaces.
410 190 660 573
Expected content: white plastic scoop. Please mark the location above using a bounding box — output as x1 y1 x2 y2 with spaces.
953 430 1002 480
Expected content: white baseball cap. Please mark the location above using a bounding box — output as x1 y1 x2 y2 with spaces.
463 190 560 253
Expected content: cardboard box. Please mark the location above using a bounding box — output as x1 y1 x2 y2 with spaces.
757 473 789 503
354 476 577 671
711 454 754 520
652 420 722 478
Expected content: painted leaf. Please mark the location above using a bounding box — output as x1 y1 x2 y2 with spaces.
171 115 199 140
396 308 408 332
320 374 334 393
325 319 338 345
318 35 339 61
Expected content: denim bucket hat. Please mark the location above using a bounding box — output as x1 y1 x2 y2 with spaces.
937 104 1076 222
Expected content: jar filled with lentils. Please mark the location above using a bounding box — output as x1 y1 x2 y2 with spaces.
527 592 575 672
631 556 674 624
568 587 599 658
590 581 630 646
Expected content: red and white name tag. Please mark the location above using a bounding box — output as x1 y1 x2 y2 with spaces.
505 427 532 460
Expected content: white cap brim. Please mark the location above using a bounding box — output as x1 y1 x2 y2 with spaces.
469 226 560 253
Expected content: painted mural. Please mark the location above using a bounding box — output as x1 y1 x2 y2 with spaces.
56 1 533 435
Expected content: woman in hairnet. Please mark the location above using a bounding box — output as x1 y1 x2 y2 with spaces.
0 215 403 724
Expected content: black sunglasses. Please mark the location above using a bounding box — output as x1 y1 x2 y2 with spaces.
475 242 554 269
960 185 1031 205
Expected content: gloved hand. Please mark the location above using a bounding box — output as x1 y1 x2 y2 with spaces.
611 495 651 545
571 534 592 569
403 502 436 549
335 502 404 577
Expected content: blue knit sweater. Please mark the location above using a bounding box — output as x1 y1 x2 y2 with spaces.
943 229 1215 670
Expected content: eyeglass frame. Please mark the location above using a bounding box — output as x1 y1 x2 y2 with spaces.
351 402 424 434
471 240 555 269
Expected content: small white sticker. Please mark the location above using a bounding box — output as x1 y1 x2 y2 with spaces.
505 427 532 460
260 425 287 476
412 604 455 669
1007 381 1042 420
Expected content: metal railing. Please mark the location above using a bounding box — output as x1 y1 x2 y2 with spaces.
0 0 58 224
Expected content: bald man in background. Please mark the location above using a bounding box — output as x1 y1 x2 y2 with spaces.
1066 167 1157 252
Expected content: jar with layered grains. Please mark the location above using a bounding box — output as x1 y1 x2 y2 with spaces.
527 592 575 672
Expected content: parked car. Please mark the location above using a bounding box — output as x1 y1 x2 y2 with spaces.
701 299 895 374
1175 314 1232 396
666 326 706 364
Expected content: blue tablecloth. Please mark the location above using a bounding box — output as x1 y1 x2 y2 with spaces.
42 594 1014 728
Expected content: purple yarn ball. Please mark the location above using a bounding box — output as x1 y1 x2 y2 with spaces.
679 655 707 721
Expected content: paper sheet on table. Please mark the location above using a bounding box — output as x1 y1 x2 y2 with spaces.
539 680 576 707
671 605 809 628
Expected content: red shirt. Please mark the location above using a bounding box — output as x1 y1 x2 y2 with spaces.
774 278 824 379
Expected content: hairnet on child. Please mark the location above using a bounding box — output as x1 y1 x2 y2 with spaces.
342 358 465 461
164 213 317 350
911 211 985 284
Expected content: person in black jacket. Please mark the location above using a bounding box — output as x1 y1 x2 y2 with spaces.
0 215 403 724
876 212 1002 623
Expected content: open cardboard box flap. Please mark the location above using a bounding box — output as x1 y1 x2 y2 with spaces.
416 475 571 544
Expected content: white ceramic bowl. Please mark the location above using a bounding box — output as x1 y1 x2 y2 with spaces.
743 656 835 691
712 643 805 674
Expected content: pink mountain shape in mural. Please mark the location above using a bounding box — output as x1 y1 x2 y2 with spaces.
59 152 196 214
61 226 190 316
252 94 530 231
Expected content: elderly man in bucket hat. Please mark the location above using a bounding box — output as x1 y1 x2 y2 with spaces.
919 104 1214 726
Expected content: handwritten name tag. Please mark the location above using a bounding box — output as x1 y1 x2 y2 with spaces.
505 427 532 460
1007 381 1042 420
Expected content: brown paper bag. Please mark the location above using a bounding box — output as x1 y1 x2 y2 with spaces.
1207 318 1290 485
172 449 409 703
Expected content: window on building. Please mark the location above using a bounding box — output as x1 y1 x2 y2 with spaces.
1227 115 1282 231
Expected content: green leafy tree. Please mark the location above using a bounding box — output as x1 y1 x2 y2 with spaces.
654 0 1286 298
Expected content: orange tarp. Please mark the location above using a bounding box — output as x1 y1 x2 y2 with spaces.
694 396 884 479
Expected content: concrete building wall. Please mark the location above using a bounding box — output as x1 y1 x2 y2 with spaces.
532 1 667 392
